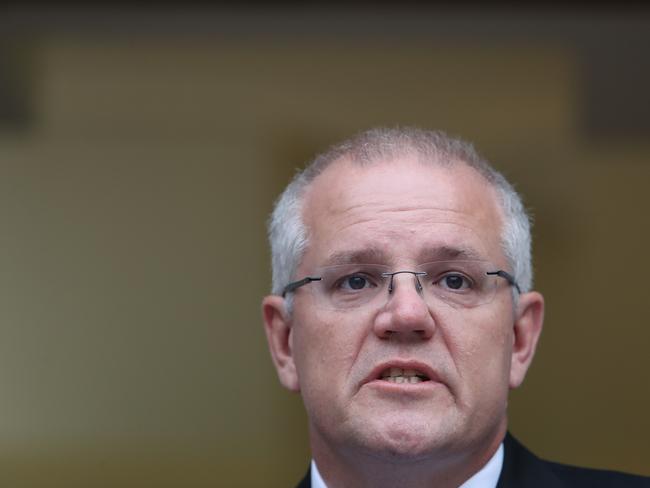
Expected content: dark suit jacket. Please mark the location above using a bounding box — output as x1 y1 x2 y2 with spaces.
295 433 650 487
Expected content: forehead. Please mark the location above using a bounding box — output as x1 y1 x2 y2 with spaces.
301 156 506 268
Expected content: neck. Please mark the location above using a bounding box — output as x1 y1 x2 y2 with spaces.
310 422 507 488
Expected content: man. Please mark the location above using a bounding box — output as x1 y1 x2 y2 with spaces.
262 127 648 487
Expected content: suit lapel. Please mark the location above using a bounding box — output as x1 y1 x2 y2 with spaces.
497 432 566 488
295 467 311 488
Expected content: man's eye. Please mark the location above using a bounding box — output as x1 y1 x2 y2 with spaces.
439 274 472 290
340 275 373 291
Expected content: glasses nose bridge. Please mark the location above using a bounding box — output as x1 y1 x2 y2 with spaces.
382 270 427 294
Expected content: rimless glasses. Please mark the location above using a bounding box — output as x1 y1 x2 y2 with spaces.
282 260 520 310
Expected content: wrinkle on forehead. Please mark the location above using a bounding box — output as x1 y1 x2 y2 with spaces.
323 205 483 238
301 158 506 268
309 169 499 227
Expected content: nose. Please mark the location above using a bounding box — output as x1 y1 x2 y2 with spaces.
373 272 436 340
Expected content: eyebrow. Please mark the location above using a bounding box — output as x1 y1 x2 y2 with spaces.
322 245 485 267
419 246 485 262
323 248 388 266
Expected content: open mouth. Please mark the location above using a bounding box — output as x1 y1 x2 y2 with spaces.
380 367 430 384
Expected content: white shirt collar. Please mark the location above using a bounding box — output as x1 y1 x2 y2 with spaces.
311 443 504 488
459 443 504 488
310 459 328 488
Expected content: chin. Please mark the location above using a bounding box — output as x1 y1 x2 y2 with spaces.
357 417 453 462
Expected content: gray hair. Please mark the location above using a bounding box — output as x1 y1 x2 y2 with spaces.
267 127 533 306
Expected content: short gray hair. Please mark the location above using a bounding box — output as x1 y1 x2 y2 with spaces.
267 127 533 304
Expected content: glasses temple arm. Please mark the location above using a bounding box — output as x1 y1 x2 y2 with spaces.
486 270 522 294
281 277 322 297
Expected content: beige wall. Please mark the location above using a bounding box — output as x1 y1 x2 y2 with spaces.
0 11 648 486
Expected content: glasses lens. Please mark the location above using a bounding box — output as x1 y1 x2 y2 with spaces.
298 261 507 310
416 260 499 307
315 264 390 310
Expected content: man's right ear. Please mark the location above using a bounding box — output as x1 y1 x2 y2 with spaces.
262 295 300 392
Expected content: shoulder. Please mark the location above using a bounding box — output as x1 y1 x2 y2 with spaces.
499 433 650 488
295 467 310 488
544 461 650 487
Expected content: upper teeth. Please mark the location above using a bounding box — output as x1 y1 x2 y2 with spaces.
381 367 428 383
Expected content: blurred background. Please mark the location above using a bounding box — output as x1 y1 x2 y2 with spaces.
0 4 649 487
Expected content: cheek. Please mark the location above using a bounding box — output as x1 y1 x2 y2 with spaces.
292 321 327 383
291 310 364 392
443 308 513 390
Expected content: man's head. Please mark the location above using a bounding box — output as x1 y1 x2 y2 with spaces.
268 128 533 304
262 128 544 485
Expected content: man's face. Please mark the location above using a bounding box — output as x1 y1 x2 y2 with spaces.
264 156 542 465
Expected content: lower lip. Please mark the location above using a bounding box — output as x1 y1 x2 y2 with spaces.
364 378 443 393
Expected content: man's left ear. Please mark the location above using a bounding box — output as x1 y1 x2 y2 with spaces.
509 291 544 389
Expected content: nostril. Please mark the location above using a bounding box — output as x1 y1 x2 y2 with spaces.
373 294 436 340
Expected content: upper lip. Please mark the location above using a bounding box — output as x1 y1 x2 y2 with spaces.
362 359 441 386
